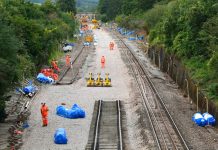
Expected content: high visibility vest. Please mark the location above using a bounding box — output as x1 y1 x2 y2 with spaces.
41 106 49 117
101 57 105 63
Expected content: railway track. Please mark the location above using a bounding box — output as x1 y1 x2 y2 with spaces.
56 37 93 85
56 45 86 85
114 34 189 150
0 80 39 150
86 100 123 150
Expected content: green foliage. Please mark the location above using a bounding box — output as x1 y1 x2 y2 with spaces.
0 0 76 121
57 0 76 14
112 0 218 101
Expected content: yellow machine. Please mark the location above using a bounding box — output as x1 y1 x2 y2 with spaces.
92 19 100 29
85 35 93 42
95 73 103 86
103 73 111 87
86 73 95 87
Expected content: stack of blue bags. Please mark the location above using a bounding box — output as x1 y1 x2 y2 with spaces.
54 128 68 144
56 104 85 119
37 73 54 84
23 85 37 95
192 112 216 127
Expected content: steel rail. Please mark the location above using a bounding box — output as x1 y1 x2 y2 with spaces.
118 40 161 149
116 34 189 150
125 46 178 149
117 100 123 150
93 100 102 150
56 46 85 85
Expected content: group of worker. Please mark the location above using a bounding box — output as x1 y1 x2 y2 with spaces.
41 40 115 126
51 54 72 72
100 41 115 68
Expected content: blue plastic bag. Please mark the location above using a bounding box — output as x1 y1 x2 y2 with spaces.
56 104 85 119
56 106 67 118
54 128 68 144
37 73 54 84
203 112 216 126
192 113 206 127
23 85 36 94
72 104 85 118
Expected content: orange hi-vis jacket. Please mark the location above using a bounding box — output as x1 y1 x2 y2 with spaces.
101 57 105 63
41 105 49 118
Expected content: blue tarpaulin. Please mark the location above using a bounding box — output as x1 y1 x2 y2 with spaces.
56 104 85 119
54 128 68 144
37 73 54 84
203 112 216 126
23 85 36 94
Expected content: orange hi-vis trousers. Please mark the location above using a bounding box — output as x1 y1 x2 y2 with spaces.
101 62 105 68
42 116 48 126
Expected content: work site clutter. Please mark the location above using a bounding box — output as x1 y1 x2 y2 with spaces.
86 73 111 87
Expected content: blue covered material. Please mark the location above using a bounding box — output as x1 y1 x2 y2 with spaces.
56 104 85 119
37 73 54 84
54 128 68 144
83 42 91 46
71 104 85 118
203 112 216 126
137 36 144 40
192 113 206 127
23 85 36 94
128 37 136 40
64 43 74 47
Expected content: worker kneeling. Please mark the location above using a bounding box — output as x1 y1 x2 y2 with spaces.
54 128 68 144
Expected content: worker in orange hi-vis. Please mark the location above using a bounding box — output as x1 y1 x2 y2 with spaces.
101 56 106 68
40 103 49 127
111 42 114 50
51 59 60 73
109 42 112 50
65 54 71 67
109 42 115 50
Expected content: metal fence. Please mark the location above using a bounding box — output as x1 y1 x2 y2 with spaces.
148 47 218 120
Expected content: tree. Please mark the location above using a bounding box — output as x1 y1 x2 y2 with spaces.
57 0 76 14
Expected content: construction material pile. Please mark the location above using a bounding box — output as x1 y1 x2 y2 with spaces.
192 112 216 127
56 104 85 119
37 73 54 84
54 128 68 144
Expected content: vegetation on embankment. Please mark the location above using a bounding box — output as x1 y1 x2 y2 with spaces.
98 0 218 104
0 0 77 121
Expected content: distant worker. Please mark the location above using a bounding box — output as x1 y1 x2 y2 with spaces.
109 42 115 50
101 56 106 68
40 103 49 127
65 54 71 67
51 59 60 73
